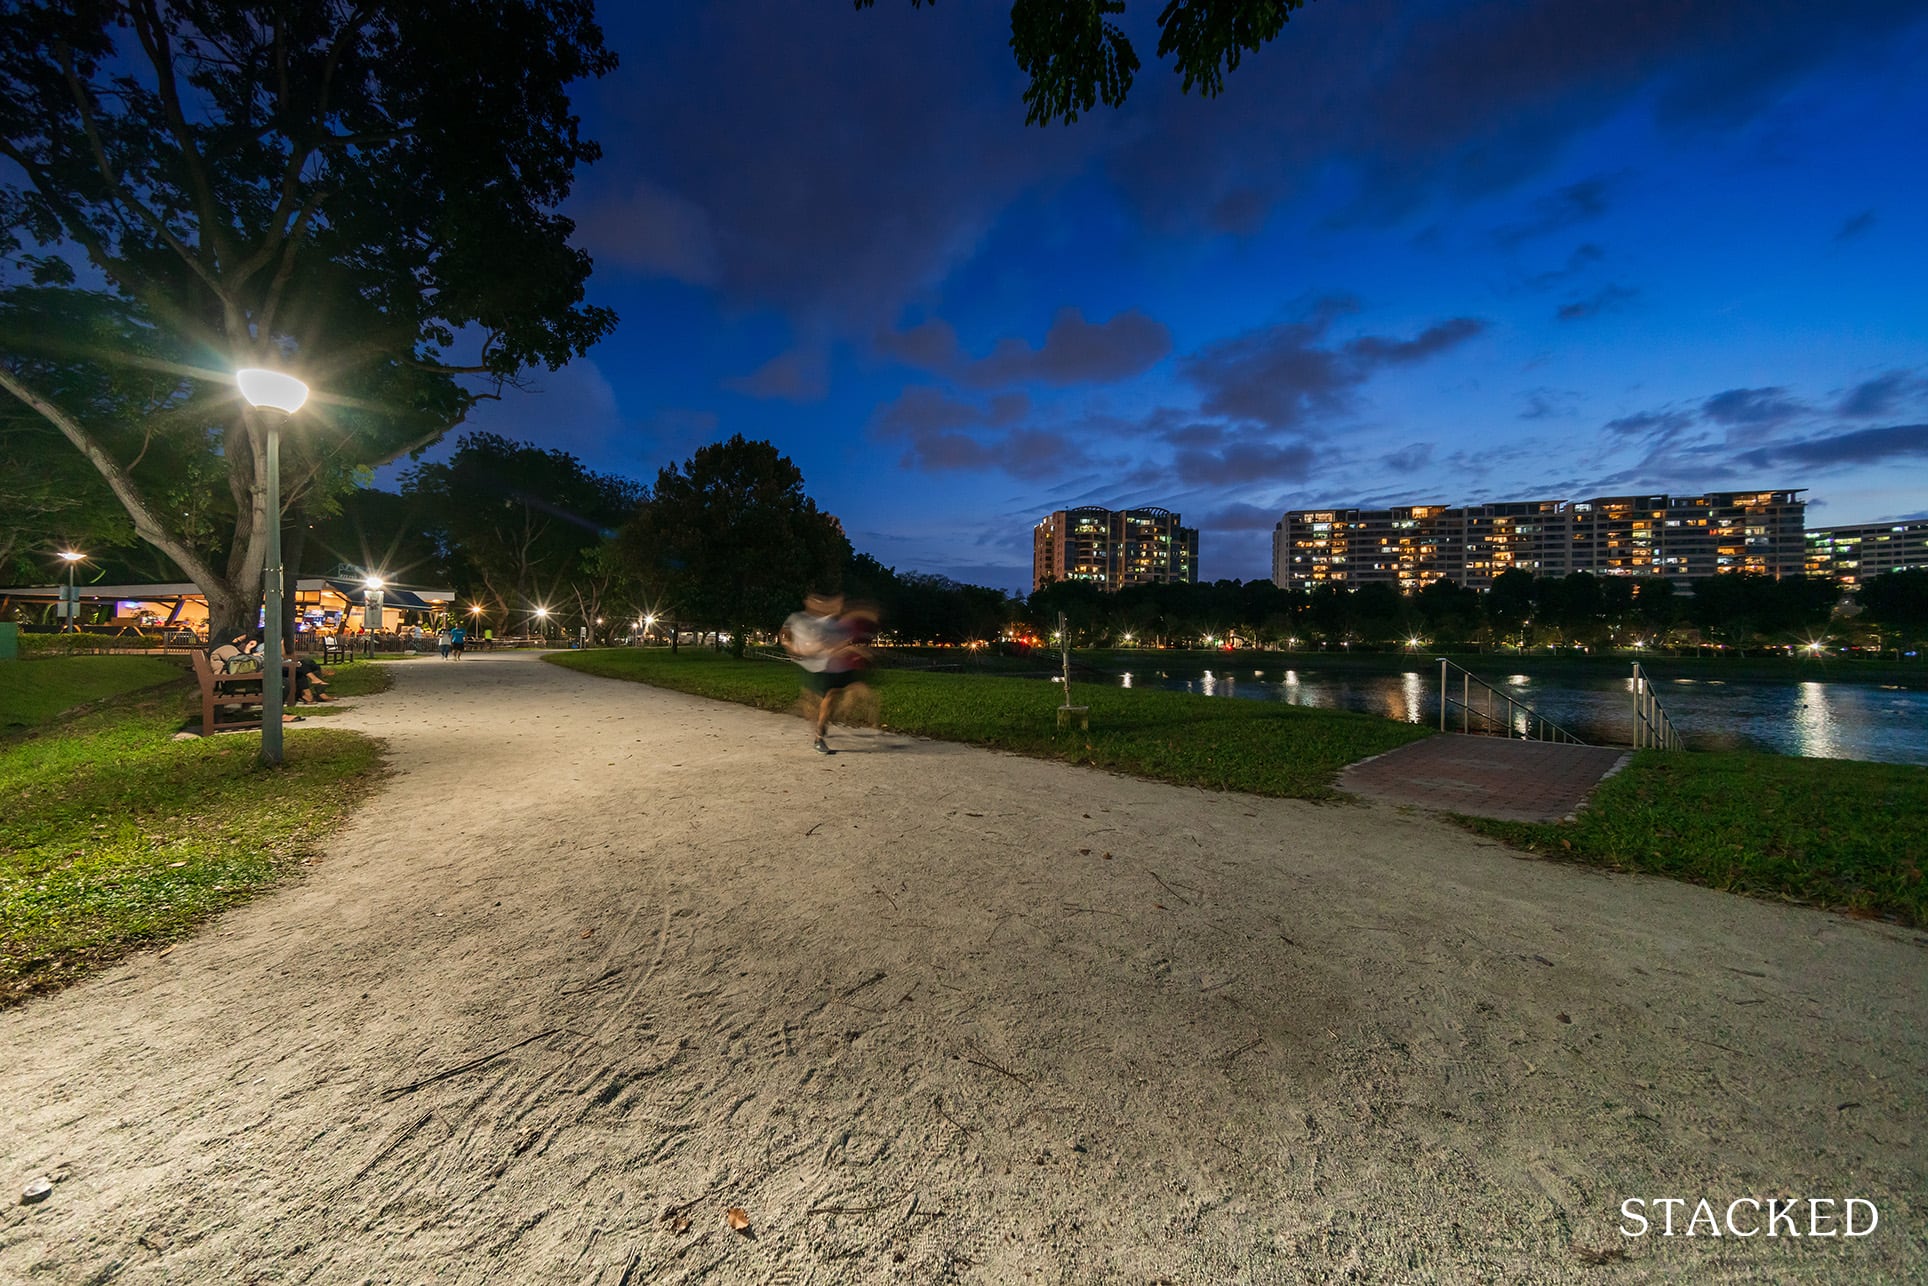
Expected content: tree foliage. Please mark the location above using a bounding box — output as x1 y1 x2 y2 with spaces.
404 433 643 636
0 0 615 635
862 0 1310 124
618 436 850 656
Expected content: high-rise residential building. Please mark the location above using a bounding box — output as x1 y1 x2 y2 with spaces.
1806 520 1928 585
1271 489 1807 590
1033 506 1198 591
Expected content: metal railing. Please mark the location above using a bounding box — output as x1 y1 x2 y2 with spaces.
1437 658 1587 744
1631 662 1686 750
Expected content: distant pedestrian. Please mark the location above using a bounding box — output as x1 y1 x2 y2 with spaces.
437 627 452 659
780 592 853 754
450 624 466 658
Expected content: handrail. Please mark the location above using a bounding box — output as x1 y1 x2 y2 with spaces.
1631 662 1686 750
1437 658 1587 744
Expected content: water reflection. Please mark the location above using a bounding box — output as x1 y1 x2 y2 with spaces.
1108 665 1926 764
1791 681 1838 760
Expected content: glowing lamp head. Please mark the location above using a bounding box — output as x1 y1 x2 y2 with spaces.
59 550 85 563
364 575 385 591
236 368 310 415
535 607 548 619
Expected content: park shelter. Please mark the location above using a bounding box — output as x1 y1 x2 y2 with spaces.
0 578 455 637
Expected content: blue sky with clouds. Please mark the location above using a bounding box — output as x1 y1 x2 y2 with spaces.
444 0 1928 592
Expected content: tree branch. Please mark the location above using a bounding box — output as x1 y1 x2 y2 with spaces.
0 366 223 591
126 0 236 271
53 41 232 304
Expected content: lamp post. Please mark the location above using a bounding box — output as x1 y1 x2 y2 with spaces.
364 576 386 656
236 367 309 766
57 549 86 631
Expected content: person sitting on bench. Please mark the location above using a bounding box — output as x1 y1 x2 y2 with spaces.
231 635 333 703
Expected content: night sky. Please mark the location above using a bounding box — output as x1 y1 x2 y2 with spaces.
436 0 1928 592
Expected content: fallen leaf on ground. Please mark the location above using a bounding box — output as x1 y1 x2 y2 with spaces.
579 929 594 939
726 1207 751 1233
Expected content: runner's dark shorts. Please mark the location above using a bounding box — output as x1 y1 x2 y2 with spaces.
805 669 862 695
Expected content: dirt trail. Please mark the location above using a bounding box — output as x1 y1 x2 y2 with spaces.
1 651 1923 1283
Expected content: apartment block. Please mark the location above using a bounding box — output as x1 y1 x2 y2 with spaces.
1806 520 1928 585
1271 489 1807 590
1033 506 1198 591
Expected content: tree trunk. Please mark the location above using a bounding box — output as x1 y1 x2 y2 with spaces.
281 513 308 652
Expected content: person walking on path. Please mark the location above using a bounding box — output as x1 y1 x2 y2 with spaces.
780 592 854 755
450 624 466 658
437 628 452 660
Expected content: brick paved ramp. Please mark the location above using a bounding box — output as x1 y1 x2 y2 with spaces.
1338 732 1630 822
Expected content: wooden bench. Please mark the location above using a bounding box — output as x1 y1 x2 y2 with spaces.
191 650 298 736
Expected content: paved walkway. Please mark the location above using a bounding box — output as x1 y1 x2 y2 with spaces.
1338 733 1631 822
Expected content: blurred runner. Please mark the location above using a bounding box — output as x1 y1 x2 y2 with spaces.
780 592 851 754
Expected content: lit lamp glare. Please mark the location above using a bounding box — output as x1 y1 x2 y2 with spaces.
236 367 309 415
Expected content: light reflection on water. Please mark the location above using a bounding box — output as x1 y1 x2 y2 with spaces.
1144 666 1927 764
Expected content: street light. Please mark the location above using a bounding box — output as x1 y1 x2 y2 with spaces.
57 549 86 632
236 366 310 767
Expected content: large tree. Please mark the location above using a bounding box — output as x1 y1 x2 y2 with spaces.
619 436 850 656
864 0 1310 124
0 0 615 637
404 432 643 635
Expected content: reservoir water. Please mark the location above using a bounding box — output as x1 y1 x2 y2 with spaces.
1103 665 1928 766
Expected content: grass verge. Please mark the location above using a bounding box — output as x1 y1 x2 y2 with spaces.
548 648 1430 800
1 690 385 1006
1460 751 1928 926
0 655 189 732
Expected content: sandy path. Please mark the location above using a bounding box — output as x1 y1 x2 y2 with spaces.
1 651 1923 1283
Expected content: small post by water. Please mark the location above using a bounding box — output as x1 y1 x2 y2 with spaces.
1056 611 1088 731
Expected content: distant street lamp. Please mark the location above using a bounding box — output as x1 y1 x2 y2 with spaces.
236 367 310 766
57 549 86 632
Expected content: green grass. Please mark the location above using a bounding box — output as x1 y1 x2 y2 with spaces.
0 691 385 1005
0 655 190 732
1462 752 1928 926
549 648 1430 800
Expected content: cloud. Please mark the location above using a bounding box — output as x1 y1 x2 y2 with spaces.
879 308 1173 389
963 308 1172 388
1832 209 1877 242
726 347 828 402
1835 370 1922 418
1101 0 1928 234
1494 178 1617 248
1519 388 1579 420
869 386 1093 478
1700 386 1807 426
571 182 720 285
1199 502 1286 532
580 2 1090 324
1179 304 1486 429
1381 442 1435 472
1605 409 1696 439
1556 284 1639 322
877 318 962 370
1168 440 1317 488
1523 242 1606 290
1735 423 1928 470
